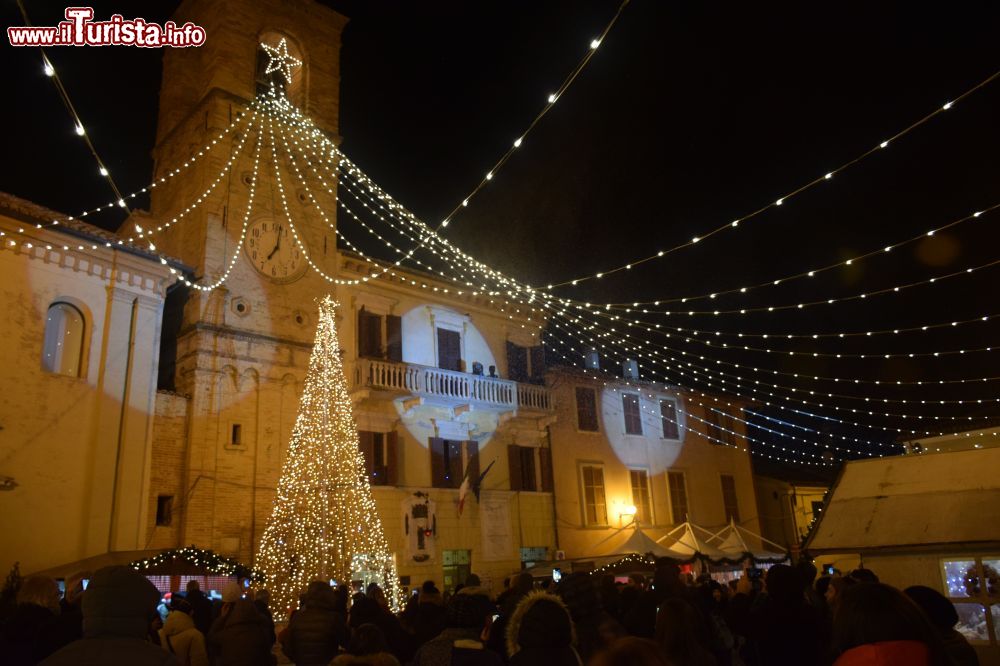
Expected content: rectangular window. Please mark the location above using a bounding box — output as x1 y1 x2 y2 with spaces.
940 557 1000 645
581 465 608 526
431 438 478 489
576 387 599 432
721 474 740 523
660 399 679 439
520 546 548 564
507 341 529 383
437 328 462 371
359 431 398 486
508 444 538 491
230 423 242 446
668 471 688 524
519 446 537 491
630 470 652 524
156 495 174 527
358 308 384 358
623 394 642 435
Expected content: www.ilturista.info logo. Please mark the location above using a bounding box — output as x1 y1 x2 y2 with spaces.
8 7 206 48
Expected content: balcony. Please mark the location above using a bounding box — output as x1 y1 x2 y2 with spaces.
352 358 554 413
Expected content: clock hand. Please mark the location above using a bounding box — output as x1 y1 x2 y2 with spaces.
266 226 283 260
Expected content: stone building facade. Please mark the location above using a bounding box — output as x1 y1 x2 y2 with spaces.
1 0 761 592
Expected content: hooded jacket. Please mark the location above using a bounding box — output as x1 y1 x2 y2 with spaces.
159 611 209 666
505 592 581 666
207 600 274 666
833 640 931 666
39 566 177 666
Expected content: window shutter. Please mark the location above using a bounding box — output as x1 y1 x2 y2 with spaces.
539 447 553 492
465 440 480 486
437 329 462 371
386 315 403 362
661 400 679 439
507 342 528 383
386 430 399 486
507 444 523 491
430 437 446 488
529 345 546 382
358 430 375 480
446 440 463 487
358 308 372 357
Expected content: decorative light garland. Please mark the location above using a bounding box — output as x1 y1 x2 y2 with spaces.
256 297 405 620
543 68 1000 289
130 546 261 581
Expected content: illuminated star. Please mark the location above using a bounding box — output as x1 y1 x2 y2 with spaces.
260 37 302 85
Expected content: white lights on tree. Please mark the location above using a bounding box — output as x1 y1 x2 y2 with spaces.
257 298 405 619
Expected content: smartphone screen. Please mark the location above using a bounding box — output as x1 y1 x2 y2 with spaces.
552 568 562 583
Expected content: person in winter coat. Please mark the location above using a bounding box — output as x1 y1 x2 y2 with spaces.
40 566 177 666
183 581 214 637
904 586 980 666
159 599 209 666
831 583 951 666
0 575 63 665
505 591 581 666
280 580 346 666
744 564 824 666
206 586 273 666
410 588 501 666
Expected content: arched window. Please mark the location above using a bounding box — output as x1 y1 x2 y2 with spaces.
41 302 84 376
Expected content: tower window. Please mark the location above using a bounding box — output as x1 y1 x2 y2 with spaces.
156 495 174 526
231 424 242 446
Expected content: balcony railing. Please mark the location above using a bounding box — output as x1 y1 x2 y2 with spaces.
353 358 553 412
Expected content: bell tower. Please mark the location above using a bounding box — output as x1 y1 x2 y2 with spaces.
139 0 351 563
143 0 347 284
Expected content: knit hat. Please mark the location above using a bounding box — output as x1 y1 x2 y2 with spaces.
81 566 161 639
222 581 244 603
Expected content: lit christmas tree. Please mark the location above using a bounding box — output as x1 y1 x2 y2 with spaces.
257 297 404 618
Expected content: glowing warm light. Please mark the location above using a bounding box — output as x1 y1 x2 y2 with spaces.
257 298 404 620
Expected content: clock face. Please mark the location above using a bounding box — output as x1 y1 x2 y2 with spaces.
244 219 305 282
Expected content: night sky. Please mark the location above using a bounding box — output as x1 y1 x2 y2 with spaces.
4 1 1000 469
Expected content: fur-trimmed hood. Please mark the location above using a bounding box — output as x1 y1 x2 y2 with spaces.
505 591 576 657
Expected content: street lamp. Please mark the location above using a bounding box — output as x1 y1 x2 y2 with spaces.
619 504 637 527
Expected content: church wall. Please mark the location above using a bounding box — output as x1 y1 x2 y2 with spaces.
0 208 173 575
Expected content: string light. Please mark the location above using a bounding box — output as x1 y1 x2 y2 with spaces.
541 68 1000 288
433 0 631 231
257 298 404 620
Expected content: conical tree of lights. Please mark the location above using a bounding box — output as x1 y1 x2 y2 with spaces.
257 297 405 618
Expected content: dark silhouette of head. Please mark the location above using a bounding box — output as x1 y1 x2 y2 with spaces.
832 582 950 666
904 586 959 631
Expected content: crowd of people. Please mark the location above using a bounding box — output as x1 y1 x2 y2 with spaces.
0 558 983 666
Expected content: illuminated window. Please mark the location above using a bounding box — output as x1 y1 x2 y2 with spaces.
41 302 84 376
940 557 1000 645
580 465 608 526
668 471 688 523
622 394 642 435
